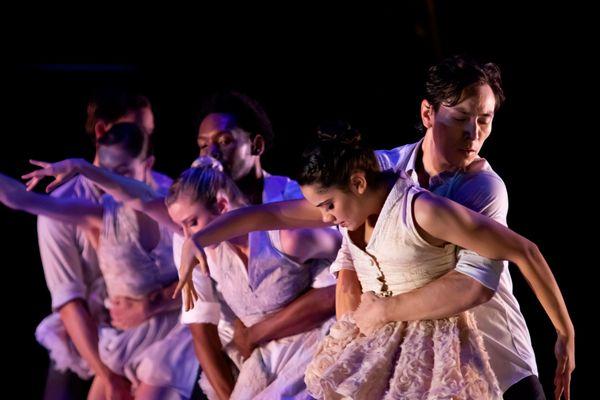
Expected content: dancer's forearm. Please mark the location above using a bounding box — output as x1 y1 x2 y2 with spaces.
189 323 235 400
248 286 336 345
193 199 329 248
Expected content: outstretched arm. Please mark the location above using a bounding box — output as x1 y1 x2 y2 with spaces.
373 191 575 399
193 198 329 247
0 172 101 230
413 191 573 339
22 159 179 232
174 199 331 299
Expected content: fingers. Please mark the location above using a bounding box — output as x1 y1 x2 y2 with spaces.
198 256 209 275
190 283 199 302
361 291 377 298
564 372 571 400
24 177 41 191
554 357 567 400
21 169 47 180
29 159 50 168
46 178 63 193
172 280 185 299
185 285 194 311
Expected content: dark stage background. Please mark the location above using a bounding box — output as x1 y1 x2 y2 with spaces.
1 2 592 398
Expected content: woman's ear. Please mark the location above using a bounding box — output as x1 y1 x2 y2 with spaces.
420 99 434 129
144 155 156 171
251 134 266 156
215 191 231 215
349 171 368 195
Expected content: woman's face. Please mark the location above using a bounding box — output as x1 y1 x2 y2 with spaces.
97 144 148 181
428 83 496 169
167 194 215 238
301 181 368 231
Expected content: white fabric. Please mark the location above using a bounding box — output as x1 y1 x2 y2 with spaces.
374 141 538 391
177 172 334 399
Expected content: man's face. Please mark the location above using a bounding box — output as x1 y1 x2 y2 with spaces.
197 113 256 181
429 84 496 169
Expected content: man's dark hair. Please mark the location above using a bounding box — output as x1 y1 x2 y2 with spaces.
85 89 151 137
200 91 274 149
424 55 505 111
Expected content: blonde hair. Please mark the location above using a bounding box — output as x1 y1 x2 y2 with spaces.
165 166 246 213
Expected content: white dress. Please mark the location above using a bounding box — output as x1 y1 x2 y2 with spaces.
305 174 502 400
183 227 334 400
96 195 198 398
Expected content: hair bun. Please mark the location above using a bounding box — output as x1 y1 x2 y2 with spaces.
316 120 362 147
191 156 224 172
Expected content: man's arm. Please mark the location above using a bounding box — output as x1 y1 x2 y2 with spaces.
233 227 341 356
356 173 507 321
189 323 235 400
240 285 336 350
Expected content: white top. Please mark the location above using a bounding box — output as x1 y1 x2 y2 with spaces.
98 195 178 300
330 173 457 296
373 141 538 391
37 175 104 311
37 171 173 310
176 171 335 326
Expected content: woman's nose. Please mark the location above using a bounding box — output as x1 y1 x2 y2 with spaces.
322 212 336 224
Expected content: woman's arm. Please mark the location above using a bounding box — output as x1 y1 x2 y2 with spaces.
0 172 101 230
336 269 362 319
22 159 180 232
413 191 573 339
174 200 331 302
414 191 575 398
193 198 329 248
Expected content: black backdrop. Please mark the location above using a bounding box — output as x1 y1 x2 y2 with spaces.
1 2 592 397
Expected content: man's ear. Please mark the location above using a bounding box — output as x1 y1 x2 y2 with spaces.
420 99 434 129
94 120 111 140
349 171 368 195
251 134 266 156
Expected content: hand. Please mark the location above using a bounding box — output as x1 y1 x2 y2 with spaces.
554 333 575 400
0 172 26 209
232 318 257 360
353 291 389 336
109 296 152 330
21 158 83 192
173 236 210 311
100 371 133 400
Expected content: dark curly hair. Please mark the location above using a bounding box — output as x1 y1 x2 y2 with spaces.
424 55 505 111
297 120 383 190
200 91 274 150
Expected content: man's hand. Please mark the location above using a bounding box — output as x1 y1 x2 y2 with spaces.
554 333 575 400
232 318 257 360
353 291 389 336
